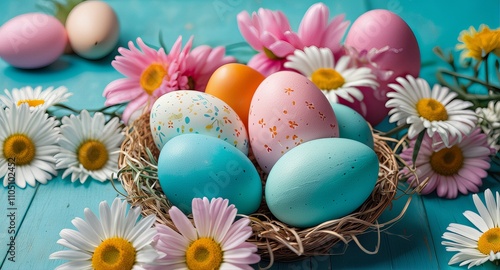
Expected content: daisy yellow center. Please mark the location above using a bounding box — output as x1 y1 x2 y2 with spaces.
430 145 464 176
77 140 108 171
3 134 36 165
311 68 345 90
477 228 500 255
91 237 136 270
416 98 448 121
263 47 282 60
185 237 223 270
16 99 45 107
140 63 166 95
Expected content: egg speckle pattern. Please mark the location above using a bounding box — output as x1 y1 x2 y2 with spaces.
249 71 339 173
150 90 249 154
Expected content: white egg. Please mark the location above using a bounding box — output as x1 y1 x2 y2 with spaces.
65 0 119 59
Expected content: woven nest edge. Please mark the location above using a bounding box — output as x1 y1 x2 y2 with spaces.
117 112 405 263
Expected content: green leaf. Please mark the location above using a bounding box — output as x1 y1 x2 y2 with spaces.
159 30 168 53
38 0 87 25
433 46 449 63
495 59 500 82
412 130 426 167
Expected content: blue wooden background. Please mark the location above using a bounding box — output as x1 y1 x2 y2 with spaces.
0 0 499 269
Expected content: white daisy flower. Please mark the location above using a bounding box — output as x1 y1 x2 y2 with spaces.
284 46 379 103
55 110 124 183
442 189 500 268
50 198 159 270
0 104 59 188
386 75 477 148
476 101 500 152
0 86 72 111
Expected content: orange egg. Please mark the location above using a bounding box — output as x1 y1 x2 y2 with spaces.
205 63 265 128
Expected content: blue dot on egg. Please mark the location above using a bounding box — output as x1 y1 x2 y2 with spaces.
185 116 190 124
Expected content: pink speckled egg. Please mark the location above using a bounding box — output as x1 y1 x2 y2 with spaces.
344 9 420 126
0 13 66 69
249 71 339 173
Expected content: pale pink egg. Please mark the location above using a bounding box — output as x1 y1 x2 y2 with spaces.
344 9 420 126
249 71 339 173
0 13 66 69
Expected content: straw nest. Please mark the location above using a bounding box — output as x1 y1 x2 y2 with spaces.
118 112 404 263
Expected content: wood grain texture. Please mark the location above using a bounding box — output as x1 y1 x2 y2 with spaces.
1 179 124 269
0 184 36 266
0 0 499 269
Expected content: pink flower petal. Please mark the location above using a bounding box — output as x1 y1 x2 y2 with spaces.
168 206 197 242
192 197 211 237
322 15 349 53
237 11 263 50
298 3 328 47
267 39 296 58
248 53 285 76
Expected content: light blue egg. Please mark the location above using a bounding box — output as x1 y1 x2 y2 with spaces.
157 134 262 215
331 103 374 149
265 138 379 228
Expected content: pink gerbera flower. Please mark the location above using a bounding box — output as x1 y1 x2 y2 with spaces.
103 37 192 123
297 3 349 58
237 8 302 76
149 197 260 270
184 45 236 91
400 128 492 199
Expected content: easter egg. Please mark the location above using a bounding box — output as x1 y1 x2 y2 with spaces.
331 103 374 149
344 9 420 126
150 90 249 154
265 138 379 228
249 71 339 173
205 63 265 128
157 134 262 215
65 0 119 59
0 13 66 69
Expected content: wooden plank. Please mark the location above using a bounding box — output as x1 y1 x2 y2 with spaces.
333 190 438 269
422 178 500 270
1 178 124 270
254 190 439 269
0 182 37 268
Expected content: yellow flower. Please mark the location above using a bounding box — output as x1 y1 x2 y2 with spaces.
456 24 500 61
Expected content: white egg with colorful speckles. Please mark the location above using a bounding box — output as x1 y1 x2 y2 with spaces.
150 90 249 155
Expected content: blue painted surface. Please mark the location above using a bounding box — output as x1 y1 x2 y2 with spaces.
0 0 499 269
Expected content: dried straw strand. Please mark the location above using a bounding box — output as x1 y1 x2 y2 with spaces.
118 113 405 263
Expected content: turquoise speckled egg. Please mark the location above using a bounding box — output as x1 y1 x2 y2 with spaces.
157 134 262 215
331 103 374 149
265 138 379 228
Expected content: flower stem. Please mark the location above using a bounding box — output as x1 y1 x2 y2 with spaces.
436 69 500 108
47 103 125 120
439 69 500 91
484 54 490 86
225 42 251 51
378 123 409 138
412 131 426 167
